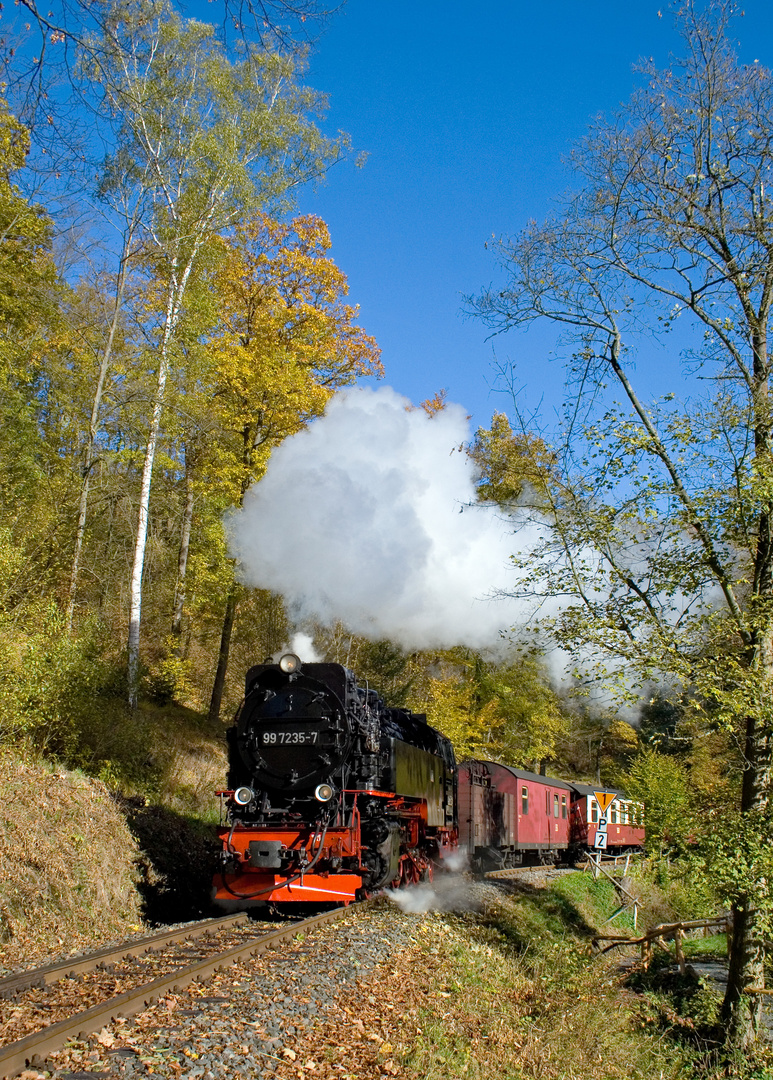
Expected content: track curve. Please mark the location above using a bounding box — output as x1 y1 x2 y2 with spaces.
0 906 365 1079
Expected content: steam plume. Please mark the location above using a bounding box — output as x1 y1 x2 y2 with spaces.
227 386 547 653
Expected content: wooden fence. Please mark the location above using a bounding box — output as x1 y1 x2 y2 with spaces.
592 916 731 972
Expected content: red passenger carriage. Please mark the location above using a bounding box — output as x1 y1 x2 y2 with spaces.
458 760 573 868
568 783 645 855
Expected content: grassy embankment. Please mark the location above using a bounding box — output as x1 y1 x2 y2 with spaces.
378 874 762 1080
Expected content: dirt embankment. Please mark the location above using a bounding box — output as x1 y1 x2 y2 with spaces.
0 753 144 972
0 749 226 974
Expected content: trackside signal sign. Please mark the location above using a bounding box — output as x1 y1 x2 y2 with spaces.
592 791 615 850
594 791 616 816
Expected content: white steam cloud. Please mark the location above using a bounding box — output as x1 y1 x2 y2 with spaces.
386 875 482 914
287 632 321 663
227 387 548 652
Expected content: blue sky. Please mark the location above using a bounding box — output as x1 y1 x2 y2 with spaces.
294 1 773 432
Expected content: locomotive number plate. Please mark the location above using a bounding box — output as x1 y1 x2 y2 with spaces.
262 729 320 745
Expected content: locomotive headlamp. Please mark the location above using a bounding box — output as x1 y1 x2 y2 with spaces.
279 653 302 674
314 783 334 802
233 786 254 806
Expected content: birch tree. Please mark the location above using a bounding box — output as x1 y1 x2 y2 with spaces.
88 8 346 706
65 155 148 629
471 2 773 1050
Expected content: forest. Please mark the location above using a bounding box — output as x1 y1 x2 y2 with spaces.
0 0 771 1062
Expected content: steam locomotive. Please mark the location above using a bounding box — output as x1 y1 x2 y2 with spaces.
212 654 644 909
212 654 457 908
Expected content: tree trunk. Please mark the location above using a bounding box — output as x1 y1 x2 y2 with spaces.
125 248 194 708
127 351 169 708
721 635 773 1047
723 901 764 1046
209 585 238 724
171 448 195 646
721 324 773 1047
127 254 192 708
206 420 262 722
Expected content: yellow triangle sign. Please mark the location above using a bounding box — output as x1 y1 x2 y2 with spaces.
594 791 616 816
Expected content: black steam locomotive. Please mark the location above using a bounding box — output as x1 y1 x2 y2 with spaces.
213 654 457 908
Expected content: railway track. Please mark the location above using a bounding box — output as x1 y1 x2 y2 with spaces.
0 906 361 1079
485 864 577 881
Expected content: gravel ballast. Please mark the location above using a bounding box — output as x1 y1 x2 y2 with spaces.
36 898 426 1080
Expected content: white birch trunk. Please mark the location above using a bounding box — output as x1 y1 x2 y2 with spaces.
127 253 193 707
127 343 170 708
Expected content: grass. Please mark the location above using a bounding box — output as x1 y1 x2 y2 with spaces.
387 876 691 1080
377 873 773 1080
682 933 728 960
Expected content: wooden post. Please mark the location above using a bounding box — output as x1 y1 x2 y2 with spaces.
624 852 631 876
674 927 686 974
642 937 651 969
633 901 638 931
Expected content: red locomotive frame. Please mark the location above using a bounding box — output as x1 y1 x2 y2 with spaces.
213 788 457 908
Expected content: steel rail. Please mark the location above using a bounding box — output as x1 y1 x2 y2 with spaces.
0 904 364 1079
0 913 250 999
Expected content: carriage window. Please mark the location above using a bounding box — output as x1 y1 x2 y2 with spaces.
622 803 629 824
591 799 598 823
553 793 559 817
521 786 529 815
611 805 618 824
561 795 567 819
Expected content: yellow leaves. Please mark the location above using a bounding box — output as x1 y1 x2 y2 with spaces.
212 212 382 386
414 670 498 760
471 413 556 508
411 650 568 766
0 97 30 177
606 718 639 752
418 389 448 417
198 211 381 505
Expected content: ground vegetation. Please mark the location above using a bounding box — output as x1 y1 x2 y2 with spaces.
0 752 143 970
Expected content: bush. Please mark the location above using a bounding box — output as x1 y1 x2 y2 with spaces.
144 644 193 705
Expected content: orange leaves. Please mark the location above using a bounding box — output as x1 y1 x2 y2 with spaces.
214 211 382 387
204 212 382 499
